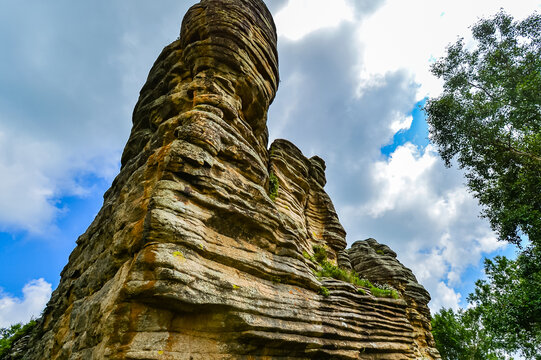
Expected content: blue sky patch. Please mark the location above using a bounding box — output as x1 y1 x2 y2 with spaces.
381 98 429 157
0 174 111 297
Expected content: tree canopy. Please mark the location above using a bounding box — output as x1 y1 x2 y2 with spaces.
431 307 502 360
468 252 541 358
424 10 541 245
432 253 541 359
426 10 541 359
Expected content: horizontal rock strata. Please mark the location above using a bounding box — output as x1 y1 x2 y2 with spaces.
349 239 441 359
15 0 440 359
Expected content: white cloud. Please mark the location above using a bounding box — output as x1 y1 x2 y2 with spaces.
0 125 120 233
275 0 354 40
367 143 437 216
356 0 541 99
430 281 462 312
342 143 506 309
389 113 413 133
0 130 61 233
0 279 52 328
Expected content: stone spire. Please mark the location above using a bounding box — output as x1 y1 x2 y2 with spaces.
14 1 440 359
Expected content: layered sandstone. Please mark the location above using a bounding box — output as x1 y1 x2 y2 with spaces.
13 0 440 359
349 239 440 359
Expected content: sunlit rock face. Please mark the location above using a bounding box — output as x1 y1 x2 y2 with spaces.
18 0 440 359
349 238 439 359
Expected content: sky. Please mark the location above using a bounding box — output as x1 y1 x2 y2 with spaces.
0 0 540 328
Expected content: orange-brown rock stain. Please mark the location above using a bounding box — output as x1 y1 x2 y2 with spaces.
129 143 174 250
20 1 440 358
130 217 146 241
50 302 74 360
108 301 147 358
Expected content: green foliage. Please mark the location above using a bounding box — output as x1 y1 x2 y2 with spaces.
309 245 399 299
268 172 279 201
319 286 330 297
431 308 502 360
426 10 541 358
424 10 541 245
468 252 541 358
0 320 37 358
369 285 400 299
431 308 464 360
312 245 328 263
432 251 541 359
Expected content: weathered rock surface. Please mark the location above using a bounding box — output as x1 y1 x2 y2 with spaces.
350 239 440 359
13 0 440 359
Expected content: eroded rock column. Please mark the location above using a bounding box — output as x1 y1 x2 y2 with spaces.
18 1 440 359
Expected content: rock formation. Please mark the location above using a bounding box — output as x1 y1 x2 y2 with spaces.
12 0 440 359
349 239 438 358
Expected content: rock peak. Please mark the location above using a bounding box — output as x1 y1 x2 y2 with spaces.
13 1 440 359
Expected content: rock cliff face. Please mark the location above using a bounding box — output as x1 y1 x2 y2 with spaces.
17 0 440 359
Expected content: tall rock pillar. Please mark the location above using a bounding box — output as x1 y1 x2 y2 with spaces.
17 1 440 359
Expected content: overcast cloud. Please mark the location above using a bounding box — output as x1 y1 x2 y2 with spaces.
1 0 539 324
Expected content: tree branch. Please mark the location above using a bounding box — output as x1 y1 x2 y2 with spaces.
470 128 541 163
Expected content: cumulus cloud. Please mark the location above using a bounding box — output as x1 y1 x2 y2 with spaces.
0 1 193 233
1 0 535 311
365 143 437 216
340 143 505 309
269 23 418 161
390 113 413 133
0 279 52 327
0 126 122 233
356 0 541 99
430 281 462 311
275 0 354 40
268 0 535 311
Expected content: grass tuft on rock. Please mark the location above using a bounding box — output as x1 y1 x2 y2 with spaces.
269 172 279 201
319 286 330 297
312 245 328 263
308 245 399 299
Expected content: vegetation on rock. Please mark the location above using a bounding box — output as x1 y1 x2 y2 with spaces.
318 286 330 297
309 245 399 299
0 320 37 358
268 172 279 201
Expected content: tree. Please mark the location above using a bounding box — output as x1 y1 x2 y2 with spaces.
432 253 541 359
424 10 541 245
431 307 502 360
426 10 541 358
468 252 541 358
431 308 465 360
0 320 37 358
